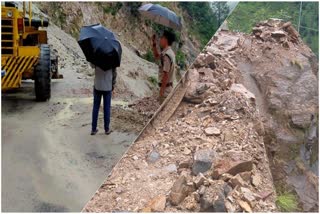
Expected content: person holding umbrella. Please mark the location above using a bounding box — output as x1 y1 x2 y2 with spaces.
78 24 122 135
89 64 117 135
138 3 182 103
151 31 176 103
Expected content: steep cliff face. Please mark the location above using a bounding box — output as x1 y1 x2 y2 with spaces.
36 2 201 66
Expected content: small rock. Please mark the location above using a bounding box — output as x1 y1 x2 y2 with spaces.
204 127 221 136
238 200 252 212
132 155 139 160
115 187 123 194
178 159 192 169
164 164 177 173
225 200 236 212
219 173 233 182
148 195 167 212
147 150 160 163
183 148 192 155
223 183 233 196
271 30 286 38
200 180 227 212
193 173 206 188
183 195 198 211
230 84 255 102
198 185 206 195
213 158 253 179
240 171 252 182
229 174 246 188
251 174 262 187
192 149 216 175
241 187 256 202
192 192 200 202
169 175 192 205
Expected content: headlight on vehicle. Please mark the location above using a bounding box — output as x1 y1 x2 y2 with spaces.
7 11 13 17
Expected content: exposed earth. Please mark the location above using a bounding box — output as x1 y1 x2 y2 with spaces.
83 19 318 212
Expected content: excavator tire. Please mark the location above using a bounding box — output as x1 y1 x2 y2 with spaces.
34 44 51 101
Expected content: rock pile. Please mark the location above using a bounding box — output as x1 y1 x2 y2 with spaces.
83 24 277 212
129 94 160 118
211 19 318 211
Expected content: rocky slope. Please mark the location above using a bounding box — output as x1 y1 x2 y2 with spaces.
228 19 318 211
82 27 277 212
83 19 318 212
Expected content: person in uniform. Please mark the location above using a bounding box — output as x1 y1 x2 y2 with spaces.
151 30 176 103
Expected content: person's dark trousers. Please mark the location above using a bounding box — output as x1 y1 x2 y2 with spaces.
91 88 112 132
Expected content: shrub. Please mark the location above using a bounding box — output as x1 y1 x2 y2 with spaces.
276 192 299 212
143 49 155 63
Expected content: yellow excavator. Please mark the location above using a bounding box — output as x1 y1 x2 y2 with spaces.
1 1 62 101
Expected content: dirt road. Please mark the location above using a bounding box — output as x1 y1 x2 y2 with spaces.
1 65 138 212
1 22 157 211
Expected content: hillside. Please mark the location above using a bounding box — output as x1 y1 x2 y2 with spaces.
36 2 221 68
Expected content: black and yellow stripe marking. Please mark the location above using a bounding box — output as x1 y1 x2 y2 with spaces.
1 56 38 90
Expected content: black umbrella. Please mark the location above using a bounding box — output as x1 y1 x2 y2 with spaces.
78 24 122 71
138 3 182 31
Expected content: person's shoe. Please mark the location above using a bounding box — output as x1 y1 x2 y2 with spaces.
105 129 112 135
91 129 98 135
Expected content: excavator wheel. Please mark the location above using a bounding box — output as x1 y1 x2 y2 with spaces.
34 44 51 101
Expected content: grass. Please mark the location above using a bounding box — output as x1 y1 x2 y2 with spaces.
276 192 299 212
142 49 155 63
148 76 158 87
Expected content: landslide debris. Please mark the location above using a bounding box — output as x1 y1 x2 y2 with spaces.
82 26 277 212
224 19 318 212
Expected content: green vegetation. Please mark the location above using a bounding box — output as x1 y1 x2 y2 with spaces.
211 2 230 27
228 2 319 56
148 75 158 87
276 192 300 212
142 49 155 63
50 2 67 27
179 2 218 47
125 2 142 17
101 2 123 16
176 49 186 69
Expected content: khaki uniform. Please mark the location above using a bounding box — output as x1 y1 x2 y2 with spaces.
159 47 175 100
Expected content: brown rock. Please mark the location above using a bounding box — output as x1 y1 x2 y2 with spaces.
193 173 206 188
147 195 166 212
225 200 236 212
141 207 152 212
219 173 233 182
212 158 253 179
178 159 192 169
169 175 192 205
241 187 256 203
271 30 286 38
183 195 198 211
240 171 252 182
238 200 252 212
251 174 261 187
204 127 221 136
229 174 246 188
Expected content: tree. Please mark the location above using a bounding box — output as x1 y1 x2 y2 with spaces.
211 2 230 27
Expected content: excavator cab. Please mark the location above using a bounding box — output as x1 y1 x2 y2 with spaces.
1 1 62 101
